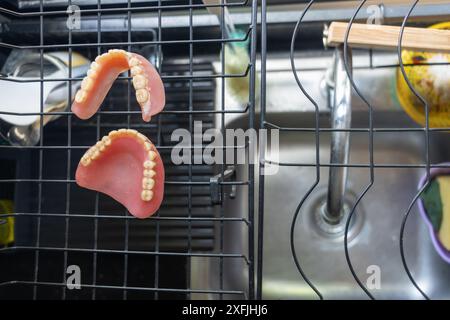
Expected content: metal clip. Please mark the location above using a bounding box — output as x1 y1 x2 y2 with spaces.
210 166 236 205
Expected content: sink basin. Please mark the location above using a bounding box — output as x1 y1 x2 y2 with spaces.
258 112 450 300
191 51 450 299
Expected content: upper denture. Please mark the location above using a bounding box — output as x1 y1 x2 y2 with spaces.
71 50 165 123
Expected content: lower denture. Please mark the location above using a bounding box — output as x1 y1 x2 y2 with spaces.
75 129 164 218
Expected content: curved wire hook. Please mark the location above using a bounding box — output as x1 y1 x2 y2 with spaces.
289 0 323 300
397 0 430 300
342 0 375 300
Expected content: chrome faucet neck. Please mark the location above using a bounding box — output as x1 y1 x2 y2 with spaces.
324 46 352 223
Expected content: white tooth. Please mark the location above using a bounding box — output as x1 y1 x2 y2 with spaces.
141 190 153 201
132 75 147 90
143 142 151 151
91 149 100 160
81 156 91 166
137 133 147 143
75 90 87 103
143 169 156 178
109 130 119 138
87 69 98 78
90 62 99 70
95 54 107 63
130 66 143 76
102 136 112 146
128 57 141 67
85 148 93 158
96 141 105 151
81 77 94 91
142 178 155 190
143 161 151 168
136 89 149 104
143 160 156 169
148 151 157 161
126 129 138 136
118 128 127 134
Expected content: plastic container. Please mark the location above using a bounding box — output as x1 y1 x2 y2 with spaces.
417 163 450 263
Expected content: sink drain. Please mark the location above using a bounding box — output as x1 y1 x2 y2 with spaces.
302 187 365 242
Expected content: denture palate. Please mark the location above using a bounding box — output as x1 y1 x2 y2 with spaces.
76 129 164 218
72 49 166 122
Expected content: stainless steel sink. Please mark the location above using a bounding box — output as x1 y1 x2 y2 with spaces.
191 51 450 299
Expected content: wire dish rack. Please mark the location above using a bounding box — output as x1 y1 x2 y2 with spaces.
0 0 257 300
257 0 450 300
0 0 449 300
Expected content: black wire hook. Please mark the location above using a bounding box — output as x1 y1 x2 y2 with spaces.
398 0 430 300
289 0 323 300
341 0 376 300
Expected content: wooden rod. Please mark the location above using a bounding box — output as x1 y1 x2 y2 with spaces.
326 22 450 52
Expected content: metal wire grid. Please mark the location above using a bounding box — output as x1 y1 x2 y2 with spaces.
257 0 450 299
0 0 449 301
0 0 258 299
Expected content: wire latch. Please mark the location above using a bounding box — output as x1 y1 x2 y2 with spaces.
210 166 236 205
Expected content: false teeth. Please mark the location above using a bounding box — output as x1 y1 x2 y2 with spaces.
75 128 164 218
141 190 153 201
79 129 160 203
71 50 166 122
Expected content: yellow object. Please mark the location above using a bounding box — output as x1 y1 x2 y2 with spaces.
0 200 14 246
223 35 260 105
396 22 450 127
50 51 90 69
224 45 252 104
437 176 450 250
